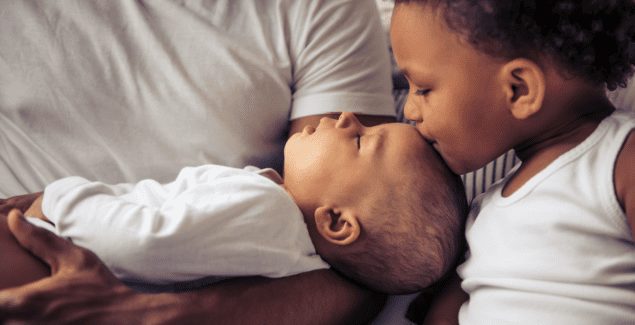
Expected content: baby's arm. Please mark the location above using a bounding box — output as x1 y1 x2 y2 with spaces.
41 166 308 283
41 176 191 281
24 194 49 223
421 272 468 325
615 131 634 236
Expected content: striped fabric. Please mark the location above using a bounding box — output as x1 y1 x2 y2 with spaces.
392 88 518 203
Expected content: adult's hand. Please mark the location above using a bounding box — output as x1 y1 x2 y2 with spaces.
0 192 43 216
0 209 140 324
0 210 385 324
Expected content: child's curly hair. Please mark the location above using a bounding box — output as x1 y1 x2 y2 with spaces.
395 0 635 90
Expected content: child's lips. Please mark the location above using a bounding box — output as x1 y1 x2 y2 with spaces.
420 134 436 145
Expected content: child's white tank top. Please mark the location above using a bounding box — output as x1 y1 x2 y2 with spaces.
458 109 635 324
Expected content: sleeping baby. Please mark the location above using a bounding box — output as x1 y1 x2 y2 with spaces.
1 113 467 294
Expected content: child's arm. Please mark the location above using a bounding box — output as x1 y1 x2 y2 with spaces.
615 131 634 236
421 272 468 325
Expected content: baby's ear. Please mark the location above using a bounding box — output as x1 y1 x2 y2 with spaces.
500 58 546 120
314 206 360 246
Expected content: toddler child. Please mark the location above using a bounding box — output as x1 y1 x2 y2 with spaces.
390 0 635 323
1 112 467 294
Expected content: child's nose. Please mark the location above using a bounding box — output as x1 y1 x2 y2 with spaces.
404 98 423 123
335 112 361 129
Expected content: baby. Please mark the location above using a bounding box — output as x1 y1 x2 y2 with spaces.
1 112 467 294
391 0 635 323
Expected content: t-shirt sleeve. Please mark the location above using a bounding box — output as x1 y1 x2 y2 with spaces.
288 0 395 120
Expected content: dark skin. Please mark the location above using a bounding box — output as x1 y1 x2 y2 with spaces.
0 192 41 216
0 211 49 289
0 114 394 324
2 209 382 324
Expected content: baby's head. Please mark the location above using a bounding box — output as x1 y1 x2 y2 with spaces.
391 0 635 174
283 112 467 294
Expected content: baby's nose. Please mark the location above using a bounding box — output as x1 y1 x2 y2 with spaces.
335 112 360 128
316 117 337 131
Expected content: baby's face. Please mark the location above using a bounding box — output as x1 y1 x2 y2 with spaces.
391 3 516 174
283 112 429 211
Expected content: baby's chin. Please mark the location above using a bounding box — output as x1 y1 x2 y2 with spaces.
281 147 294 172
282 133 304 157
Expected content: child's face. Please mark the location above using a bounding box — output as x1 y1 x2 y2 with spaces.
390 4 515 174
283 112 428 213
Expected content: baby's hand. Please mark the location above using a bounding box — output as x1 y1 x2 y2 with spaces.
24 194 50 223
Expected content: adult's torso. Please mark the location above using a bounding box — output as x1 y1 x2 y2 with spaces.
0 0 393 196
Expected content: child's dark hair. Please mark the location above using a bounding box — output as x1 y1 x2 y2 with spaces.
395 0 635 90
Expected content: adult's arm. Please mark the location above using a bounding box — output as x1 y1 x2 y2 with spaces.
614 130 634 236
420 273 468 325
0 210 384 324
0 210 49 289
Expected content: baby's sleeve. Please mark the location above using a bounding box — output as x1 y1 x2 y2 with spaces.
41 167 328 284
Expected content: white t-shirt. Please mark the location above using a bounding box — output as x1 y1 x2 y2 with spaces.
0 0 394 197
457 110 635 324
35 165 328 286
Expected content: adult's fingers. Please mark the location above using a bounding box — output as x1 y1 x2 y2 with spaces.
6 209 72 273
0 192 41 216
0 198 12 216
7 209 120 279
2 210 125 322
0 276 56 320
0 264 120 321
0 254 131 323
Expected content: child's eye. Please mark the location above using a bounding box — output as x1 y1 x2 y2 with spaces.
415 88 431 96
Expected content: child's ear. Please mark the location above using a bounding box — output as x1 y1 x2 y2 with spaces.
500 58 545 120
314 206 360 246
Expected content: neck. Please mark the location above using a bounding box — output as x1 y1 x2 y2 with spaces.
514 86 615 162
501 88 614 197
